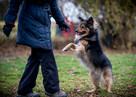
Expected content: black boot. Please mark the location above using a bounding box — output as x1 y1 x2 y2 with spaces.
17 93 40 97
45 90 67 97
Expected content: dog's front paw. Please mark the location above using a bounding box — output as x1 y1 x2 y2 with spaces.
62 47 68 51
88 88 97 93
107 90 112 93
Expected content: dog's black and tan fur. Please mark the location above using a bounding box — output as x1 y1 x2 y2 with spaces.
63 17 113 93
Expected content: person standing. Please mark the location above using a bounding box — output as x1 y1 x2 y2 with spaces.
3 0 70 97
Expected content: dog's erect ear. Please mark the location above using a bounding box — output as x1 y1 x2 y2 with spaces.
79 17 84 21
87 17 94 25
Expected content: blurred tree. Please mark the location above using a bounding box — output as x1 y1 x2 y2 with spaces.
0 0 9 21
1 0 136 49
76 0 136 49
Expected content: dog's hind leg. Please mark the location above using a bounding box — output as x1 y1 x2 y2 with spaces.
103 68 113 93
62 43 75 51
89 70 100 93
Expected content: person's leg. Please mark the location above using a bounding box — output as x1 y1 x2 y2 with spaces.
37 49 60 94
17 48 40 95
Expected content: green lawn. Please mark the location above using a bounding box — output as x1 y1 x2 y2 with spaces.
0 54 136 97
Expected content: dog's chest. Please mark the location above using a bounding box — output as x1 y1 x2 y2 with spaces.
74 35 80 44
77 52 94 69
74 35 94 69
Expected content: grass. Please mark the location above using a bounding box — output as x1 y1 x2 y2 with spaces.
0 54 136 97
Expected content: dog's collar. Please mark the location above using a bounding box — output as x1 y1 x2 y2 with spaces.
74 30 97 44
79 34 96 41
74 34 96 44
74 35 90 44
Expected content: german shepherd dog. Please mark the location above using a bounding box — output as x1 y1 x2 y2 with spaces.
62 17 113 93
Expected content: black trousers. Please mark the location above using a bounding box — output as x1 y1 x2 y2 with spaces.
17 48 60 95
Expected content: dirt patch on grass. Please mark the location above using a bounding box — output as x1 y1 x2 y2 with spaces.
0 38 74 59
66 86 136 97
0 37 136 59
0 38 31 59
0 86 136 97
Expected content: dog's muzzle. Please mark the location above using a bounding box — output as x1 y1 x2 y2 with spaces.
75 30 86 35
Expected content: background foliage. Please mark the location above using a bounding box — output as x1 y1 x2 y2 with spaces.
0 0 136 49
76 0 136 49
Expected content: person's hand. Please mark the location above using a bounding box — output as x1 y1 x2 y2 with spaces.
58 21 70 32
3 23 15 37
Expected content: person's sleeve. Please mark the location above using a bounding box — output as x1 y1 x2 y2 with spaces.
50 0 65 24
4 0 23 24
